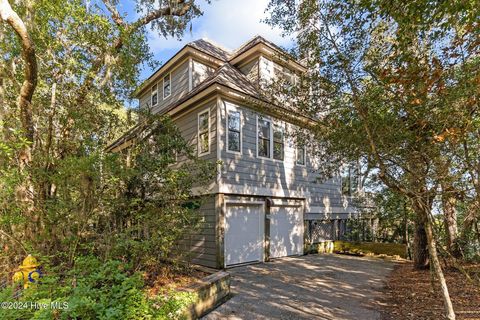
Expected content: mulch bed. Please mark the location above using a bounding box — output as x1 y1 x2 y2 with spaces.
144 263 208 297
380 261 480 319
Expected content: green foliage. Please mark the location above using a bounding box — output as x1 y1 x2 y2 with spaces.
0 0 214 270
265 0 480 261
0 256 196 320
1 1 211 318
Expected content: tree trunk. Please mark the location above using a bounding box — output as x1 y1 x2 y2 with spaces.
441 183 460 258
413 213 429 269
424 211 456 320
0 0 37 145
0 0 38 242
403 200 412 260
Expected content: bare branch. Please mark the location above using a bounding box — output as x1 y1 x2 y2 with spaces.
131 0 193 31
102 0 125 26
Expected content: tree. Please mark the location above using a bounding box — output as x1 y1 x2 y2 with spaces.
265 0 478 318
0 0 209 268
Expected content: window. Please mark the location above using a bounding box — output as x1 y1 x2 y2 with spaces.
151 84 158 106
163 73 171 99
257 118 271 158
273 125 284 160
227 108 241 153
198 110 210 155
296 144 306 166
341 164 359 196
257 116 285 161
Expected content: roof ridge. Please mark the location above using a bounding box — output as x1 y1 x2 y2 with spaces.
199 37 232 53
186 38 230 61
231 35 263 55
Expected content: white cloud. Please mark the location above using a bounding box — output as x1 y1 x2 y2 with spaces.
147 0 294 55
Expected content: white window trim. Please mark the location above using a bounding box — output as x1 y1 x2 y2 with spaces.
296 144 307 167
163 73 171 99
188 58 193 91
151 83 158 107
198 109 210 157
226 103 242 155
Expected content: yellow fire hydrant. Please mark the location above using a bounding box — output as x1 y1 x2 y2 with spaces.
12 255 42 288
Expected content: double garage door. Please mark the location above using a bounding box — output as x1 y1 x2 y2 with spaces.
224 202 303 267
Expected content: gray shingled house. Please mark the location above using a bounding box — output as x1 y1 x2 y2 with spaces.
107 36 359 268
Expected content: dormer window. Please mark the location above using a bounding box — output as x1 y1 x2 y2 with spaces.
163 73 171 99
151 84 158 106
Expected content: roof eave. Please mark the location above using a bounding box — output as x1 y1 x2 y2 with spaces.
230 43 307 73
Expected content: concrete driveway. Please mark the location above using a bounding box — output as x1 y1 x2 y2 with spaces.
202 254 395 320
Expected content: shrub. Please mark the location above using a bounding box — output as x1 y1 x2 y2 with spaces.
0 256 196 320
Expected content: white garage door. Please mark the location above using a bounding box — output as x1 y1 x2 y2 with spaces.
225 203 264 266
270 206 304 258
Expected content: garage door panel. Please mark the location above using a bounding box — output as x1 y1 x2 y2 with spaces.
270 206 303 258
225 204 264 266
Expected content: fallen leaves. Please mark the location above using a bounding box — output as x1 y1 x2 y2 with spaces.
380 261 480 319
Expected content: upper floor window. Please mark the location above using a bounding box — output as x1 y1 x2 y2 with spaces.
341 163 359 196
273 125 284 161
257 118 271 158
163 73 171 99
198 109 210 156
296 144 306 166
257 116 285 161
227 107 241 153
151 84 158 106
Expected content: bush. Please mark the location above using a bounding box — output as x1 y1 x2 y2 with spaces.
0 256 196 320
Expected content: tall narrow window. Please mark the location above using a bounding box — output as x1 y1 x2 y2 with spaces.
198 110 209 155
163 73 171 99
227 109 241 153
273 125 284 160
151 84 158 106
257 118 271 158
296 144 306 166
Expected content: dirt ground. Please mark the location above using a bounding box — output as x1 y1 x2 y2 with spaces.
144 263 208 296
380 261 480 320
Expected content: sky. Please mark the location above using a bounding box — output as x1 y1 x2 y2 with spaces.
123 0 295 81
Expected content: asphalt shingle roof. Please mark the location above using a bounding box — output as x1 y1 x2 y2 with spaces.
187 39 231 61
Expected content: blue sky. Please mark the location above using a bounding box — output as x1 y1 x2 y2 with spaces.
119 0 295 81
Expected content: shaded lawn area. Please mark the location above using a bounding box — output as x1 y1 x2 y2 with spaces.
380 261 480 319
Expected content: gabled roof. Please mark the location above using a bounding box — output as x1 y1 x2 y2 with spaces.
230 35 278 60
162 63 263 115
134 39 229 97
134 36 306 97
229 35 306 72
109 37 313 152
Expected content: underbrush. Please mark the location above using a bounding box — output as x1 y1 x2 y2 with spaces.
0 256 197 320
